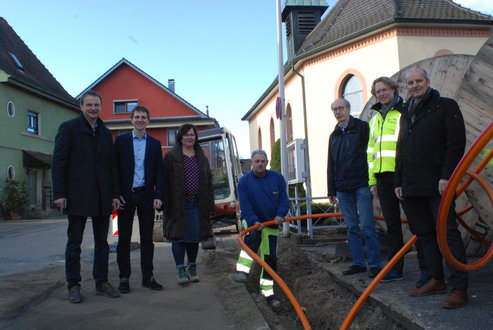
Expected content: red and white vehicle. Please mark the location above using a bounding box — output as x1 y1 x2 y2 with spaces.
198 127 243 236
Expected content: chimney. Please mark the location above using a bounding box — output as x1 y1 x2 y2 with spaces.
168 79 175 93
282 0 329 60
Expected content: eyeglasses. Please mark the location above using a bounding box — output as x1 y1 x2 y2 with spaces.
183 133 196 137
331 106 346 112
374 87 389 94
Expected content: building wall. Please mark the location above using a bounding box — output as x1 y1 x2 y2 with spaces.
97 64 200 121
0 84 78 206
248 29 491 198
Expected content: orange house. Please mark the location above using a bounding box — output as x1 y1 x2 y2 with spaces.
77 58 217 154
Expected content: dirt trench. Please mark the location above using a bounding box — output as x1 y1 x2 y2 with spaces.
205 235 405 330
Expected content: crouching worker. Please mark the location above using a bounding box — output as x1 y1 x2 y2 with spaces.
233 150 289 311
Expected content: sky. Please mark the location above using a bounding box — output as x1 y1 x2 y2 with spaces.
1 0 492 158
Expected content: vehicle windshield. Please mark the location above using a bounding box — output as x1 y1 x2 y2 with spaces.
203 138 231 200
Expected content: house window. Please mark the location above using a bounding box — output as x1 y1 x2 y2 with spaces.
285 105 293 142
7 101 15 117
7 165 15 180
27 111 39 135
167 128 178 146
114 100 138 114
342 75 363 117
258 128 262 149
8 51 24 72
270 118 275 150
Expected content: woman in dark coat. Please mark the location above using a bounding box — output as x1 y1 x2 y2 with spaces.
163 124 215 285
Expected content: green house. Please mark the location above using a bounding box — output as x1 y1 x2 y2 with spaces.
0 17 79 217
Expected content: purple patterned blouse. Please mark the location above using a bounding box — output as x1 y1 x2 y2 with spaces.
184 154 200 200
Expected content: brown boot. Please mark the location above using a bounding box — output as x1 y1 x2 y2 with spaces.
409 278 447 296
442 290 468 309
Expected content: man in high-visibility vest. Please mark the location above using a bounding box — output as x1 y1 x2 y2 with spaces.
233 149 289 311
367 77 428 286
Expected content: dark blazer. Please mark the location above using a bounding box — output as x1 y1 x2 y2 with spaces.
395 88 465 197
52 114 119 216
113 132 164 203
162 145 215 240
327 116 370 196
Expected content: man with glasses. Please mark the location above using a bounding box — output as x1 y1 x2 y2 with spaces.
327 98 382 278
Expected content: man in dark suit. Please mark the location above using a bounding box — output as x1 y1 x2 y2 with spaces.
114 105 164 293
52 90 121 303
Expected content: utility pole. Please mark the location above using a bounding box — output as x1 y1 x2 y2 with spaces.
276 0 289 236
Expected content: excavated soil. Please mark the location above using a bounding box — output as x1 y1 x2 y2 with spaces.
205 235 404 330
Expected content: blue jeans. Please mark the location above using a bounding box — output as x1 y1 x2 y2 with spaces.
337 186 381 268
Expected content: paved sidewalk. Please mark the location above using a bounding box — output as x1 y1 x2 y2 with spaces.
303 242 493 330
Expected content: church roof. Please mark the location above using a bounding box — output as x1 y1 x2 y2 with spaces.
298 0 493 56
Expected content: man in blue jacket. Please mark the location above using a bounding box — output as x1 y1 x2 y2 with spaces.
114 105 164 293
233 149 289 311
327 98 382 278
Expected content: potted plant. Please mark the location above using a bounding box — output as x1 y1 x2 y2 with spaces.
3 180 28 220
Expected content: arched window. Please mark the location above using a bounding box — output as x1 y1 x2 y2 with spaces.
270 118 275 150
285 105 293 142
258 127 262 150
342 75 363 117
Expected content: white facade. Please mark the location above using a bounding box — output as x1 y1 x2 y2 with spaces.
247 27 490 198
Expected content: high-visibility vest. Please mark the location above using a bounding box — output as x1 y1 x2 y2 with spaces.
367 108 401 186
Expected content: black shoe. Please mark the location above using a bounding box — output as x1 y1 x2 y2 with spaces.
119 278 130 293
266 296 281 312
368 267 382 278
142 277 163 290
342 265 366 276
68 285 82 303
95 282 120 298
416 270 431 288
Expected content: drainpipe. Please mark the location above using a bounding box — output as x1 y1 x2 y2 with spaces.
292 63 314 238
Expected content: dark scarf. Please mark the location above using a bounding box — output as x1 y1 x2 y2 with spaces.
380 96 400 119
407 87 432 123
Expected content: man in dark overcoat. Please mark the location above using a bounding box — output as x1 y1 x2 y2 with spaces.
52 90 121 303
395 67 468 309
114 105 164 293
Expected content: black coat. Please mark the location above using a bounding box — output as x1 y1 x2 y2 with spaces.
162 145 214 240
395 88 466 197
52 114 119 216
327 116 370 196
113 133 164 204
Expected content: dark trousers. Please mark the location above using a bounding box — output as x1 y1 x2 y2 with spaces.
117 192 155 280
377 173 405 273
66 215 110 288
401 196 468 291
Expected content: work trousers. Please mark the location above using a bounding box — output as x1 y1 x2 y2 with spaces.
401 196 468 291
236 223 278 297
117 191 155 280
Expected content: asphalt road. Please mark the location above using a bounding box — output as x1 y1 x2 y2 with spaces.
0 218 268 330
